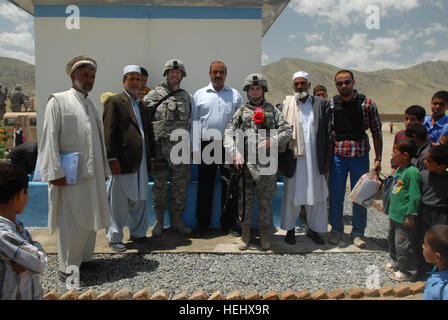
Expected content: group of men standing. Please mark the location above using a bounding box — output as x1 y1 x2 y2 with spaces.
37 55 382 283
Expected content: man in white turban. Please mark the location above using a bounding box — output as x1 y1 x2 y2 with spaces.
279 71 332 245
39 55 111 284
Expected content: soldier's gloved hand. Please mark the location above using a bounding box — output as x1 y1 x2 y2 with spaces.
109 160 121 175
233 153 244 170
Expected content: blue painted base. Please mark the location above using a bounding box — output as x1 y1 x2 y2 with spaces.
21 166 285 229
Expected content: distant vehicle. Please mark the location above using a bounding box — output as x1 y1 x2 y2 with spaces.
2 112 37 149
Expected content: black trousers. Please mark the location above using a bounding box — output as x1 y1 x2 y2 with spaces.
388 218 418 279
195 141 238 230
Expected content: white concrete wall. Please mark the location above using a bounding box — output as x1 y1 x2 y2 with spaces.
34 16 261 139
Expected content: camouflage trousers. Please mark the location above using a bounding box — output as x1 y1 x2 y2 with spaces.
151 140 191 215
238 167 277 228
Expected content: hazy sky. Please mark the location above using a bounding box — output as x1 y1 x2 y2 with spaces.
0 0 447 72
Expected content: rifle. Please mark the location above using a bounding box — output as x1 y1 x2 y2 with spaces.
222 165 245 223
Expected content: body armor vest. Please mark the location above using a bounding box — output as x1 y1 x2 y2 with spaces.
333 93 366 141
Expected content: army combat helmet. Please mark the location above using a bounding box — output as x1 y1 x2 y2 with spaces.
162 59 186 77
242 74 269 92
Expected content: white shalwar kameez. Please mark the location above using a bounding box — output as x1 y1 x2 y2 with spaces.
106 94 149 244
280 97 329 233
39 89 111 273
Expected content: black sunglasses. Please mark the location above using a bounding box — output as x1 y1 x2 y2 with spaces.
336 79 353 87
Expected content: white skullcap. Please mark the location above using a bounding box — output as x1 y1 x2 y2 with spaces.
293 71 310 82
123 65 141 76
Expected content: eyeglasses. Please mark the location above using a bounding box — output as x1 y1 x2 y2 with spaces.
336 79 353 87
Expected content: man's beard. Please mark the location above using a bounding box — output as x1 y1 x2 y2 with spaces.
294 90 308 100
75 78 93 93
126 86 140 96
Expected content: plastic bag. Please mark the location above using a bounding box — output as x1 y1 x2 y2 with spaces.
349 171 382 208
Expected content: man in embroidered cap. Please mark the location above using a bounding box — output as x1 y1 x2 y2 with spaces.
39 55 111 284
143 59 192 236
103 65 152 252
279 71 332 246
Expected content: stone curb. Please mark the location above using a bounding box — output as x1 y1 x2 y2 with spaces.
43 282 426 300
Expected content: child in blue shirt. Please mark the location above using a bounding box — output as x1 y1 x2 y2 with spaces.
422 224 448 300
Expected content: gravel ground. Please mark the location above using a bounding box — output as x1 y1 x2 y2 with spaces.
39 197 419 296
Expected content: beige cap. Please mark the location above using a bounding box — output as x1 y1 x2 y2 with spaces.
66 55 97 75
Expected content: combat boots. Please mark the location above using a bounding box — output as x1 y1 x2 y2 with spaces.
259 227 271 250
238 224 251 250
171 211 192 235
152 211 164 238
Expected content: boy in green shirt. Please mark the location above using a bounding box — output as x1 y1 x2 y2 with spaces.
384 138 421 281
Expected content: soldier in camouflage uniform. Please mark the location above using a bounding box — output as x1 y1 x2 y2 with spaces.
0 83 7 119
143 59 192 237
223 74 292 250
9 84 28 112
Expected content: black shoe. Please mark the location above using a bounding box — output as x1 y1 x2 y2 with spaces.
108 242 127 252
192 227 208 238
59 270 70 282
307 229 325 245
284 229 296 245
59 270 90 286
129 235 150 244
229 224 242 237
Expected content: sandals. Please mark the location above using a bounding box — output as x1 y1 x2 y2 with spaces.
388 271 411 282
382 263 397 272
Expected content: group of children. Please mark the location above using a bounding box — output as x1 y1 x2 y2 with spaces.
385 91 448 299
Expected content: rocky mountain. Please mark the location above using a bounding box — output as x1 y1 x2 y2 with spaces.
0 57 35 95
263 58 448 115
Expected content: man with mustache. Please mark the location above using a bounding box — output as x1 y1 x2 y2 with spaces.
39 55 111 283
190 61 243 238
103 65 152 252
328 70 383 248
279 71 332 246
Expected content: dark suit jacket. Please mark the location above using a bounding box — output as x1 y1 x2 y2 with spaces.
7 141 38 174
278 96 332 175
103 91 152 174
311 96 332 175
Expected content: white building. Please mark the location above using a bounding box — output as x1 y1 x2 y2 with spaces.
9 0 289 137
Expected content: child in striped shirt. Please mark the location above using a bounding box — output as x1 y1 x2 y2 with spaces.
0 163 47 300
